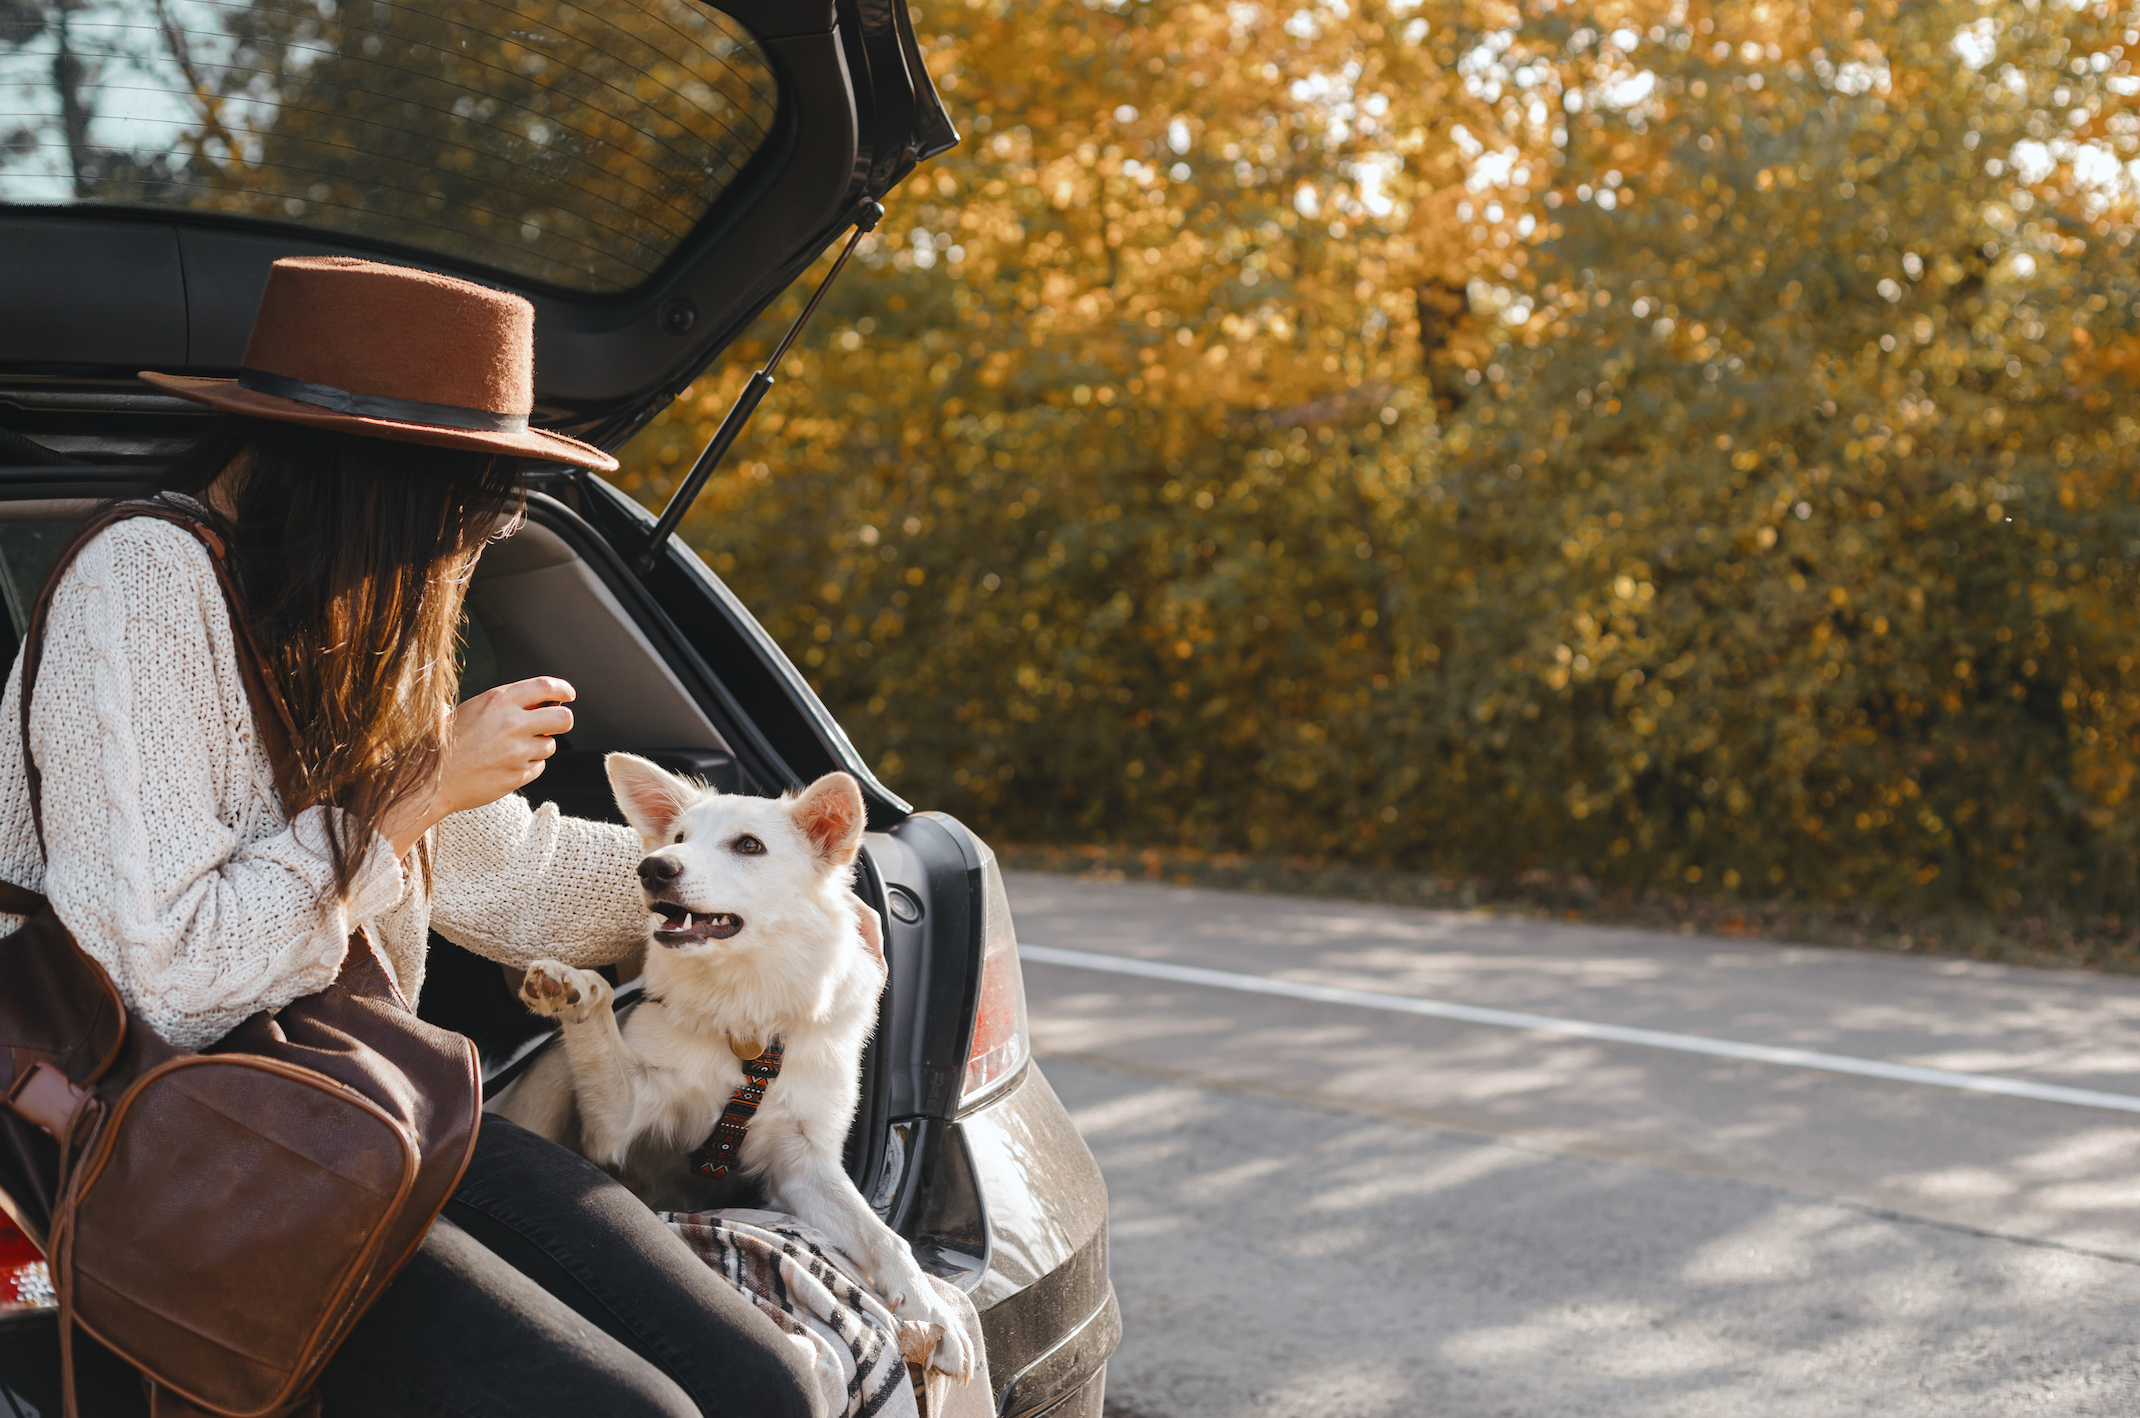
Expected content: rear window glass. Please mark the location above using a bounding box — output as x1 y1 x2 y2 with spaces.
0 0 779 293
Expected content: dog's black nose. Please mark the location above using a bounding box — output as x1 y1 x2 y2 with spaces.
638 855 682 886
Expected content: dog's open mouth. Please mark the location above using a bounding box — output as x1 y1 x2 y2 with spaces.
649 901 744 945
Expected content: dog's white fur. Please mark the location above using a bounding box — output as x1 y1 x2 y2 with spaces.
490 756 971 1379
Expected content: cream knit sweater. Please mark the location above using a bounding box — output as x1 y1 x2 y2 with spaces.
0 516 653 1050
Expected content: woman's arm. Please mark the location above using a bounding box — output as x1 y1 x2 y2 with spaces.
426 792 652 968
27 521 407 1050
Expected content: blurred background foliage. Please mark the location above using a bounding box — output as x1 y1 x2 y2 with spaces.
617 0 2140 918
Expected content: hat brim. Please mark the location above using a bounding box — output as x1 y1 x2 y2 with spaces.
139 372 620 472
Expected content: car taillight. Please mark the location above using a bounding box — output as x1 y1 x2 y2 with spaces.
961 837 1030 1109
0 1211 52 1314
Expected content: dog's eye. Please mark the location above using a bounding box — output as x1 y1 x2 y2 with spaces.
733 834 765 856
673 832 685 844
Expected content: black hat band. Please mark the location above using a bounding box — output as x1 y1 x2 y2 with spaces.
238 368 529 434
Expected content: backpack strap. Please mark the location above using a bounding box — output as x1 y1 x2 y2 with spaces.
18 498 308 855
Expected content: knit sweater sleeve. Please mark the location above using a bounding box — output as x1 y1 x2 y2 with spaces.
28 520 407 1051
426 791 652 968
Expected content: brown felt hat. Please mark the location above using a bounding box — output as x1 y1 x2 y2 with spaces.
140 256 617 471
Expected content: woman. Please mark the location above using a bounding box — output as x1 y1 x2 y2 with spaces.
0 257 817 1417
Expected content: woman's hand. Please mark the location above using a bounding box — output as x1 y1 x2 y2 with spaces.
380 677 575 858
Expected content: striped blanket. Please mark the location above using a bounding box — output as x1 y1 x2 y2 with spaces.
663 1209 992 1418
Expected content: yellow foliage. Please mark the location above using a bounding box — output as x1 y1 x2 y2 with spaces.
618 0 2140 914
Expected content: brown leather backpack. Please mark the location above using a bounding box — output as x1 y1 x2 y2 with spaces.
0 500 482 1418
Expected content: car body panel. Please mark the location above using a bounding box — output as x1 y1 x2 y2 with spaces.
962 1069 1108 1309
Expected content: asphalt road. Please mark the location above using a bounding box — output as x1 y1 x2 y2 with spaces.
1003 871 2140 1418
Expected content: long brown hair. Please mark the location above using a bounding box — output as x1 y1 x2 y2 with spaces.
150 415 524 892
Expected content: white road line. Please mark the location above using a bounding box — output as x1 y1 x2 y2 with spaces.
1019 943 2140 1116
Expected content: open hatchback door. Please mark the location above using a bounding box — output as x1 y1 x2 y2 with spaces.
0 0 956 452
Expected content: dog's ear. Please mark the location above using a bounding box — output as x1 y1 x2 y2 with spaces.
790 772 866 866
605 753 696 847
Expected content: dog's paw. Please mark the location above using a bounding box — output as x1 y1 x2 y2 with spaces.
899 1296 974 1383
885 1266 974 1382
518 960 608 1025
896 1317 941 1366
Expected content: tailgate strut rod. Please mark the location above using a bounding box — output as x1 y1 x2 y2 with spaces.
637 201 886 575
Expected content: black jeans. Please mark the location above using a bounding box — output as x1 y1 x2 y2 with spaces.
316 1115 816 1418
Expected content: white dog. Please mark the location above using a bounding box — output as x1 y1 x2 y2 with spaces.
490 755 972 1380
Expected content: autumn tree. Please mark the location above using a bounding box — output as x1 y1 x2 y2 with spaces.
1390 0 2140 910
627 0 1480 850
612 0 2140 914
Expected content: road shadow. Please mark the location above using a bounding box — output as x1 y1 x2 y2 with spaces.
1042 1056 2140 1418
1010 873 2140 1259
